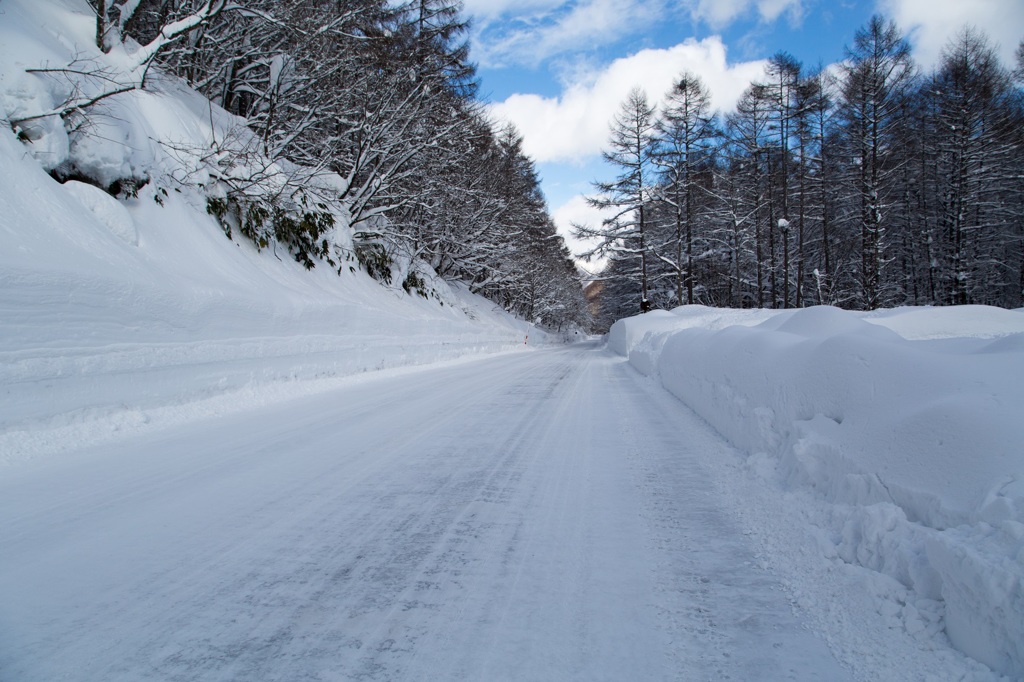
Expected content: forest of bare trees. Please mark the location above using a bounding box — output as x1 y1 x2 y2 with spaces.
583 17 1024 330
79 0 590 331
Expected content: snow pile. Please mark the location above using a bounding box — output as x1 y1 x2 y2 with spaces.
610 304 1024 677
0 0 549 468
608 304 780 373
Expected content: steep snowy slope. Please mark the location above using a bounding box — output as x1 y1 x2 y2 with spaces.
0 0 547 467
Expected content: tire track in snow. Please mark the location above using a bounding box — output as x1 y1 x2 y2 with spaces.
613 360 851 681
0 344 851 681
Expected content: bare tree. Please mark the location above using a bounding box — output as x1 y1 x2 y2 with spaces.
838 15 917 309
653 71 719 305
921 28 1021 305
575 88 659 313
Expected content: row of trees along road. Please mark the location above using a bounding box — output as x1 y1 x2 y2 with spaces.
73 0 590 332
579 17 1024 330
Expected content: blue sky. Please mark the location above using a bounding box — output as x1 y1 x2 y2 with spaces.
461 0 1024 264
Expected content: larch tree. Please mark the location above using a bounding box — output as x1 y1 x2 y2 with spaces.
763 52 802 308
653 71 719 306
724 84 774 307
838 15 917 309
575 88 659 313
923 28 1020 305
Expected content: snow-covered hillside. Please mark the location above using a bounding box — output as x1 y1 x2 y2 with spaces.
0 0 552 468
610 305 1024 677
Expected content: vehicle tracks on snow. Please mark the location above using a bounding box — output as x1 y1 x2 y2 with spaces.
0 344 849 681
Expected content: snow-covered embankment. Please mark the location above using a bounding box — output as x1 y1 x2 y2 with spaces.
0 121 541 467
0 0 556 469
610 304 1024 678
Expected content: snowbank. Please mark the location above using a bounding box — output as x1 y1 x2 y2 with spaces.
610 304 1024 677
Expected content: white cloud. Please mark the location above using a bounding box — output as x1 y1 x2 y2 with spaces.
756 0 804 23
691 0 803 28
473 0 665 68
488 37 767 164
463 0 565 24
469 0 810 68
878 0 1024 67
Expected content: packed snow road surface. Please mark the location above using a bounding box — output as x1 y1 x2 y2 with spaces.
1 344 851 681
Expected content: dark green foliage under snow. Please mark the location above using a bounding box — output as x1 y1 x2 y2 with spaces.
354 243 394 285
207 195 336 270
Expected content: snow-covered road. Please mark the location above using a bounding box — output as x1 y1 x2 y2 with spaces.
0 344 850 681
